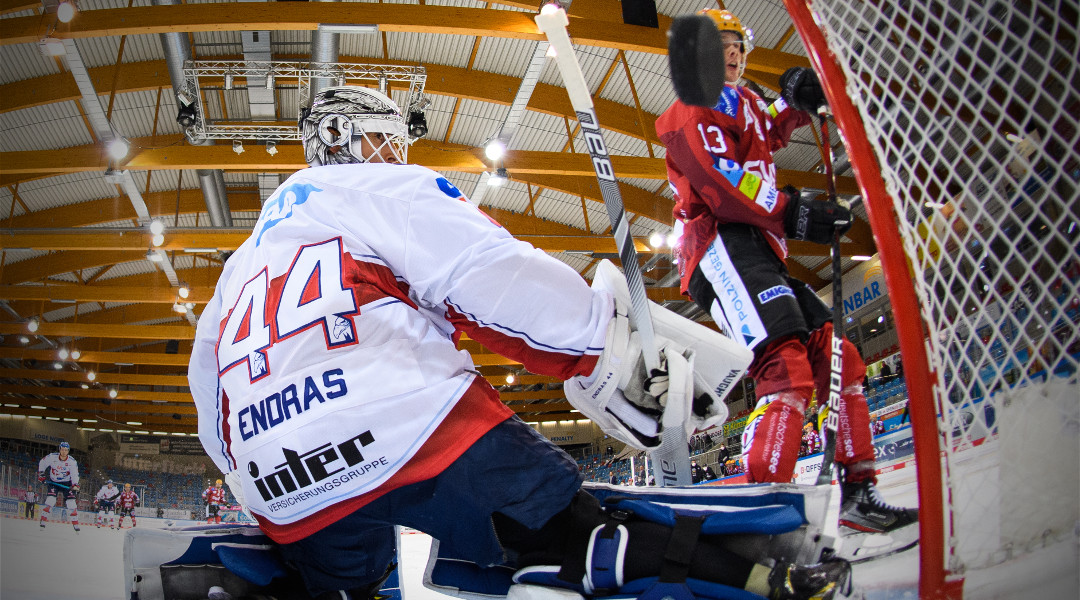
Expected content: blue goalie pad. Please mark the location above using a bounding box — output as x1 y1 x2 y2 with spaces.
123 523 401 600
423 482 834 600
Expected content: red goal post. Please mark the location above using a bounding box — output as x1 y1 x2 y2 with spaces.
783 0 1078 598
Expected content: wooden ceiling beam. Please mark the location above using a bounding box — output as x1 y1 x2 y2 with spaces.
2 383 191 403
0 367 188 387
0 347 188 366
0 406 199 431
0 228 870 256
0 321 194 340
0 228 669 254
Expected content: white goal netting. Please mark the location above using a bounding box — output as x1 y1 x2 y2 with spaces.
800 0 1078 576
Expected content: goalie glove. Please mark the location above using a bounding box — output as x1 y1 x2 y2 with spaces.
779 66 827 113
564 261 753 450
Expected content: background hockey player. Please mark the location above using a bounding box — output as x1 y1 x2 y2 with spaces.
116 483 139 528
656 8 917 551
188 85 852 600
94 479 121 529
203 478 227 524
37 441 80 532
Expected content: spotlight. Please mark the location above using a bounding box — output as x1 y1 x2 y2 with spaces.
173 303 187 314
488 167 509 187
176 104 197 128
56 1 77 23
18 336 29 344
53 362 63 370
506 374 515 384
70 349 81 360
540 2 561 15
81 383 89 390
106 137 130 161
265 72 274 89
87 371 96 381
266 140 278 156
27 317 40 333
108 388 118 399
38 37 66 57
233 140 244 155
649 231 664 249
58 348 69 360
666 231 680 247
178 284 190 299
152 233 165 247
407 111 428 139
149 219 165 235
224 73 233 90
485 139 506 161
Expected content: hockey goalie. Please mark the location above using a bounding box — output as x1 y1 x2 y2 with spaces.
130 73 858 600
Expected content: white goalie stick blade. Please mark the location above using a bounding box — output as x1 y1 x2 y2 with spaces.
535 6 690 486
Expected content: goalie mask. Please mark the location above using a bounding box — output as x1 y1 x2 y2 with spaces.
300 86 409 167
697 8 754 83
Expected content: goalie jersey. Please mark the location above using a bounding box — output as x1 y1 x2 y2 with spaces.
189 163 611 543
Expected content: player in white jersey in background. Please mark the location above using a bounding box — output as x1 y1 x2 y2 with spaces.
94 479 121 529
37 441 80 532
188 86 852 600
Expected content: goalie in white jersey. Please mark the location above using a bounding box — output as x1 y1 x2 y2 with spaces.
189 86 852 600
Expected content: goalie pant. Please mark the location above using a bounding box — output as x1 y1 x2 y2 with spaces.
657 90 874 483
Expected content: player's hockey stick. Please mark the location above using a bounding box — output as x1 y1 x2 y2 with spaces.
535 4 691 486
815 110 847 488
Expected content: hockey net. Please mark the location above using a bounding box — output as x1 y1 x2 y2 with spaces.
784 0 1079 596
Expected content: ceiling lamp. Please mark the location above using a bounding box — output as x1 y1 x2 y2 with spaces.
484 139 506 161
488 167 509 187
56 0 77 22
106 137 130 161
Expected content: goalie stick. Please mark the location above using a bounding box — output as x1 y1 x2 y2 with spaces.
535 4 691 487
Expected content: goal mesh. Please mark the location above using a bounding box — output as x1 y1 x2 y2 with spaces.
789 0 1079 584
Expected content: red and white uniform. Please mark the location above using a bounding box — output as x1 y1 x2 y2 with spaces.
38 452 79 487
657 87 873 483
656 88 809 294
203 486 227 507
117 490 139 511
189 164 611 543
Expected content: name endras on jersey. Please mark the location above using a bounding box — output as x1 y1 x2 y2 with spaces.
238 368 347 441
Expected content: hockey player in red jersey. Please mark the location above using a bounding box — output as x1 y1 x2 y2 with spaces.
656 8 917 555
187 85 854 599
116 483 139 528
203 479 227 524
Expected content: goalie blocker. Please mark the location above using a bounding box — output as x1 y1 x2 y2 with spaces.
564 260 753 451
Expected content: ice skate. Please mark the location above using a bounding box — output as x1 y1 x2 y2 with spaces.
836 478 918 562
39 519 45 529
768 557 855 600
73 523 80 533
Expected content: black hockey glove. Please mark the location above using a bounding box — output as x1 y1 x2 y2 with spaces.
779 66 827 113
782 186 851 245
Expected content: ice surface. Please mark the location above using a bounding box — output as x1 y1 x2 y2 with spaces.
2 457 1076 599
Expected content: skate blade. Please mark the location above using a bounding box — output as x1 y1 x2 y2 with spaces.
836 523 919 564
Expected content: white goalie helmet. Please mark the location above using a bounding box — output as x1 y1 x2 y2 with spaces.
300 86 409 167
